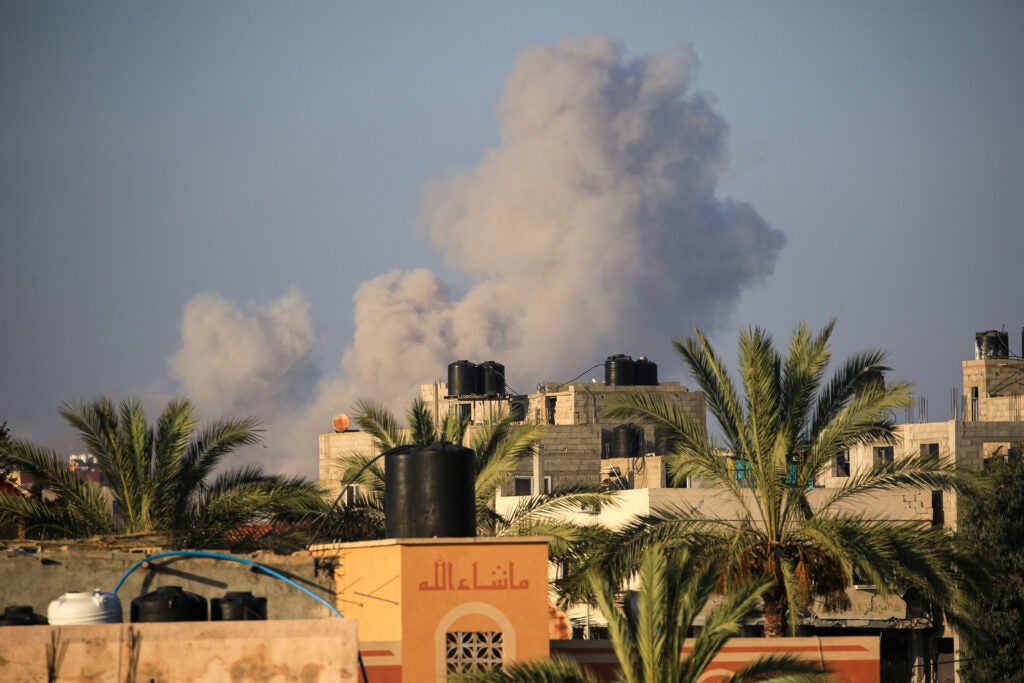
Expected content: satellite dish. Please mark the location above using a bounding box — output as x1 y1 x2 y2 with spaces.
332 413 351 433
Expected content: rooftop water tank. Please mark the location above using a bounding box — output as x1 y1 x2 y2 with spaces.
611 424 641 459
131 586 207 623
479 361 506 396
633 357 658 386
975 330 1010 359
0 605 48 626
385 442 476 539
48 590 122 625
448 360 479 397
605 355 634 386
211 591 267 621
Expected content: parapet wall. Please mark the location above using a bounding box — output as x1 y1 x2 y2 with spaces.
0 618 358 681
0 545 336 621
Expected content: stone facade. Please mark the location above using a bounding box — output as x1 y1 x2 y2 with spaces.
318 377 706 499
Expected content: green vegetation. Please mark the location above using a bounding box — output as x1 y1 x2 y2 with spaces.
957 447 1024 682
0 396 322 549
456 544 829 682
579 321 975 637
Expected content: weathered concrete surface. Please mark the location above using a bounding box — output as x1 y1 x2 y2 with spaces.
0 545 337 621
0 618 358 682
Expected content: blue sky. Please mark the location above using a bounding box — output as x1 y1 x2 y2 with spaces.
2 2 1022 476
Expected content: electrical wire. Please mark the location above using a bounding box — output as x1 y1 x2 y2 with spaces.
111 550 369 682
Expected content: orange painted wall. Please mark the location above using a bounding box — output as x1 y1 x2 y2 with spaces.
551 636 880 683
318 537 550 682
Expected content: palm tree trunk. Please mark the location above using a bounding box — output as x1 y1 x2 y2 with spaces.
762 592 787 638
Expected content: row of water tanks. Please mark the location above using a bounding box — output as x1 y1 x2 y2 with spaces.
448 360 506 397
1 587 266 626
605 424 673 459
604 355 658 386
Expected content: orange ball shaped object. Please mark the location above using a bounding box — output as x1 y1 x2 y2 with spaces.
332 413 351 433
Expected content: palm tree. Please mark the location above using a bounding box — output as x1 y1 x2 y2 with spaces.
0 396 323 549
584 321 976 637
322 398 612 558
455 543 829 682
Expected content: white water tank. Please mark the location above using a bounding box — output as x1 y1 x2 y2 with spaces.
47 590 123 625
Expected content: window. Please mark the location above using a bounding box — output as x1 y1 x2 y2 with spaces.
920 443 939 461
733 459 752 487
833 450 850 477
970 387 979 421
873 446 894 465
545 397 557 425
445 631 503 673
341 484 361 506
513 476 551 496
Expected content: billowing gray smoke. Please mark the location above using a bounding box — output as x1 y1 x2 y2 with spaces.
171 35 784 474
339 35 783 405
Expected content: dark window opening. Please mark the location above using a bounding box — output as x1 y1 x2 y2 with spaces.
920 443 939 461
833 450 850 477
873 446 894 466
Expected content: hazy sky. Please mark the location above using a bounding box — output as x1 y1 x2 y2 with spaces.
3 2 1022 477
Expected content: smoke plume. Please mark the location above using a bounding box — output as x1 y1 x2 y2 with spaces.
170 35 785 475
338 35 784 407
169 287 318 419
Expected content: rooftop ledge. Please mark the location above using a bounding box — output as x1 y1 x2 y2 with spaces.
309 536 553 552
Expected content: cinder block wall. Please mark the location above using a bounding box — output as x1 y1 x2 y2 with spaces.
0 546 337 621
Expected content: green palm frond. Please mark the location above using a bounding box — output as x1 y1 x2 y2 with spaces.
354 399 407 450
3 396 292 545
588 543 831 683
728 654 833 682
451 656 599 682
593 321 971 637
0 438 115 535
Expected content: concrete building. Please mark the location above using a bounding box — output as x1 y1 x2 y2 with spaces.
319 354 706 500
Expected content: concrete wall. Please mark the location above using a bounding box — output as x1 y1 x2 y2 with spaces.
499 486 937 533
0 618 358 682
0 546 337 622
551 636 881 683
962 358 1024 422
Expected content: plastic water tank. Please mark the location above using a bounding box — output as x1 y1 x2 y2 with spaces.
0 605 48 626
385 442 476 539
605 355 634 386
131 586 207 623
479 361 506 396
211 591 267 621
612 424 641 458
633 357 658 386
448 360 479 397
654 427 672 456
48 590 122 625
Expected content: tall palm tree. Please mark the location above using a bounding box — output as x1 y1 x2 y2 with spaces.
585 321 976 637
456 544 828 682
0 396 322 549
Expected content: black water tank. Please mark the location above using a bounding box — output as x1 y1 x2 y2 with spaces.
448 360 479 397
611 424 641 458
605 355 634 386
975 330 1010 359
654 427 672 456
131 586 207 623
479 361 506 396
634 357 658 386
0 605 47 626
211 592 267 621
385 442 477 539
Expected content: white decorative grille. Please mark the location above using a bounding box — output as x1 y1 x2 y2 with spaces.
445 631 503 673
